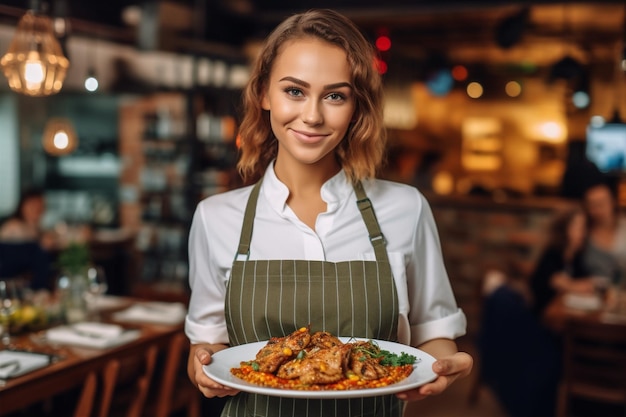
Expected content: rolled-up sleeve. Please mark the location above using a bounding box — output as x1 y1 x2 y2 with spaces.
410 310 467 346
406 192 467 347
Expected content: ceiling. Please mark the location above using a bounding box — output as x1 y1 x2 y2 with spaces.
0 1 624 71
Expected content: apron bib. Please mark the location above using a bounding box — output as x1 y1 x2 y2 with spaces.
222 180 402 417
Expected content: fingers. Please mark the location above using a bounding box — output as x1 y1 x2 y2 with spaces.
197 377 240 398
395 352 474 403
193 347 239 398
433 352 473 378
395 375 449 402
196 346 214 365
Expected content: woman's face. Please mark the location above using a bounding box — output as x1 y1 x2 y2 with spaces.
21 196 44 225
584 185 615 225
262 38 355 170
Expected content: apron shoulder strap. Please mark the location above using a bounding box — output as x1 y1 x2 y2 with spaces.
235 178 390 263
354 181 390 263
235 179 263 260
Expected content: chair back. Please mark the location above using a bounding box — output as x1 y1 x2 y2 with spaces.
97 343 159 417
145 331 202 417
557 316 626 417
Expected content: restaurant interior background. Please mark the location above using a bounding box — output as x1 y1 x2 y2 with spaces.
0 2 624 413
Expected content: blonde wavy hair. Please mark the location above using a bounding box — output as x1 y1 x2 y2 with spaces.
236 9 386 184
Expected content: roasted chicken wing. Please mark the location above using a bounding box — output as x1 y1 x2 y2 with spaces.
348 341 389 380
253 327 311 373
308 331 343 350
277 343 352 384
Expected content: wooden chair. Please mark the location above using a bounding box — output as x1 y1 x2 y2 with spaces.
72 371 98 417
97 344 159 417
145 331 201 417
556 317 626 417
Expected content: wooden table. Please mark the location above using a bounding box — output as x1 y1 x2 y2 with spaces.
0 298 185 416
543 291 626 332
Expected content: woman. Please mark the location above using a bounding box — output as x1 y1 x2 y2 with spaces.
0 189 47 244
185 9 472 417
582 181 626 284
530 205 595 316
0 189 53 290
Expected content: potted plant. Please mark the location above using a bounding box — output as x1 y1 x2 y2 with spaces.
56 242 91 277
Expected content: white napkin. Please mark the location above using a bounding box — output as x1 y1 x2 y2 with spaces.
0 350 51 379
112 301 187 325
45 322 140 349
563 293 602 311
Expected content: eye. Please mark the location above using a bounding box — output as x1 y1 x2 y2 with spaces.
284 87 304 97
326 92 345 102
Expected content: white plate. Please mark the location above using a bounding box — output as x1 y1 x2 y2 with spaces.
203 338 437 399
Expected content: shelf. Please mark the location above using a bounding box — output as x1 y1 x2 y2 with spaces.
119 89 241 284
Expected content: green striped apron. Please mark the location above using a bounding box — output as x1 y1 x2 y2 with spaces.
222 179 401 417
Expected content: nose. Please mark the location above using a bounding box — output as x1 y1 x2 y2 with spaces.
301 99 323 125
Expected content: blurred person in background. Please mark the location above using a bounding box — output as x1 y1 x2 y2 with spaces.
0 189 53 290
582 181 626 285
529 205 595 316
478 205 595 417
0 188 92 252
0 189 51 247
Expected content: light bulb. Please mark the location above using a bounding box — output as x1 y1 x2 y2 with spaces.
43 118 78 156
53 130 69 149
24 58 45 88
84 75 98 92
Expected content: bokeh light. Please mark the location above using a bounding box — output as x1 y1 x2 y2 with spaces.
466 82 483 99
451 65 468 81
375 35 392 52
505 81 522 97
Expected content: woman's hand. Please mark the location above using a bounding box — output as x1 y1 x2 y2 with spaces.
188 343 240 398
396 339 473 402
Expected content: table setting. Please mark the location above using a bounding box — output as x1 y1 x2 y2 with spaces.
0 350 52 380
44 321 141 349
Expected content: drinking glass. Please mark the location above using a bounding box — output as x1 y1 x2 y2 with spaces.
0 280 19 345
86 266 108 319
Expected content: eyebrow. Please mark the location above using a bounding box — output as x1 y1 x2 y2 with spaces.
278 76 352 91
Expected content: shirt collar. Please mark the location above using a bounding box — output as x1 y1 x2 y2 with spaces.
261 161 354 215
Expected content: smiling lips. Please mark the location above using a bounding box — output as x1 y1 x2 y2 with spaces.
291 129 329 144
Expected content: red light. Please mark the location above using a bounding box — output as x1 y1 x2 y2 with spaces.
375 58 388 74
451 65 468 81
375 36 392 52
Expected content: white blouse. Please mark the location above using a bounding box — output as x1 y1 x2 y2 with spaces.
185 164 467 347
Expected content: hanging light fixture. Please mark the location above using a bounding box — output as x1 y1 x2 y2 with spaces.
42 118 78 156
84 40 99 92
0 1 70 97
84 67 99 92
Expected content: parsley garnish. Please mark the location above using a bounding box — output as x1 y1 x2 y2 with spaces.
378 350 417 366
352 341 417 366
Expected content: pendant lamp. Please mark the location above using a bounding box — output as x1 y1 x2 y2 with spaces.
42 118 78 156
0 7 70 96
